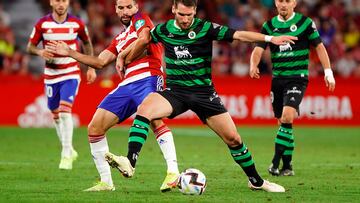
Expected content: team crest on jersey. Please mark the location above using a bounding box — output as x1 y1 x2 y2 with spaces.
188 31 196 39
174 46 192 59
135 19 145 30
290 24 297 32
69 27 74 34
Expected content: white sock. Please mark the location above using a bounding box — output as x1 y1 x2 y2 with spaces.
53 118 63 143
155 126 179 174
59 113 73 158
89 136 113 186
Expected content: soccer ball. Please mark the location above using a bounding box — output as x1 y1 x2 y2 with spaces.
177 168 207 195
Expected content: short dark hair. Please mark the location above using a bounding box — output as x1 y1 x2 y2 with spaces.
173 0 197 8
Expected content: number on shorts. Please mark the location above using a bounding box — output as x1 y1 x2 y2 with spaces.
46 86 53 97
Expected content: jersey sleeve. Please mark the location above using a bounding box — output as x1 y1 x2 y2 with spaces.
256 22 270 49
150 24 162 44
105 36 119 55
306 18 322 47
133 12 154 35
77 20 91 43
206 21 236 42
29 20 43 46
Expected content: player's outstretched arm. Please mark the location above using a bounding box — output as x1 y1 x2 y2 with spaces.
233 31 297 45
249 47 265 79
316 43 335 92
82 40 97 84
46 41 116 70
26 42 54 61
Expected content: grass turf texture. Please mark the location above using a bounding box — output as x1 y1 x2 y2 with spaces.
0 126 359 202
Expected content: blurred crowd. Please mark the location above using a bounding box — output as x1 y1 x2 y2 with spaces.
1 0 359 79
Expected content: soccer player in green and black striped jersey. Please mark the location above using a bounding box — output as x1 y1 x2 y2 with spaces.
107 0 297 192
250 0 336 176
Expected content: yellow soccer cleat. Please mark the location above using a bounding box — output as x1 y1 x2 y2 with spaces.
83 182 115 192
160 172 180 192
59 149 78 170
105 152 135 178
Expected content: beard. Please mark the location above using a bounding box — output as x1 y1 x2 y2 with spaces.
120 16 132 26
55 8 67 16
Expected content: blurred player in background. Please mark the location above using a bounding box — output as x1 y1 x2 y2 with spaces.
249 0 336 176
106 0 298 192
27 0 96 170
47 0 179 192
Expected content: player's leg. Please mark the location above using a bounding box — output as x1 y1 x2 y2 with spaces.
84 108 119 191
150 119 179 192
45 82 68 169
128 92 173 166
106 92 176 178
278 106 296 176
86 83 137 191
58 79 80 169
278 79 307 176
269 78 287 175
206 113 285 192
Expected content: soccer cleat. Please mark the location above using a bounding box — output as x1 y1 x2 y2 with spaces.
160 172 180 192
59 149 78 170
83 182 115 192
268 164 280 176
248 180 285 192
280 168 295 176
105 152 135 178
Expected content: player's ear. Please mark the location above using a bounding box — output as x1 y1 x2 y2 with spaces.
172 5 176 14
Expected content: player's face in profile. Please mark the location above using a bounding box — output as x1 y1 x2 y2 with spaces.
116 0 138 26
172 3 196 30
275 0 296 19
50 0 69 16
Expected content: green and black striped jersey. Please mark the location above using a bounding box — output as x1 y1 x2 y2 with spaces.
257 13 322 78
150 18 235 88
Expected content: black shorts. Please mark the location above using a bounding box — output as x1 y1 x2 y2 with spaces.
271 77 308 118
158 86 227 123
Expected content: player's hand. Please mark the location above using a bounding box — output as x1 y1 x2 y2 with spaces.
324 74 336 92
46 40 71 56
249 66 260 79
86 67 97 84
271 35 298 45
39 49 54 62
116 55 125 79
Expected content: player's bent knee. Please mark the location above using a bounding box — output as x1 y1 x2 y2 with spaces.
223 133 241 147
88 121 105 135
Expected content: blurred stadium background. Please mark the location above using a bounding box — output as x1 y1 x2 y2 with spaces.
0 0 359 202
0 0 359 126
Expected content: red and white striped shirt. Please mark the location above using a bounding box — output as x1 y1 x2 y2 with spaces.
106 12 163 86
29 14 90 84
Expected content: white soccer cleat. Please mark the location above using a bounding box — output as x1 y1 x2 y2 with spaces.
105 152 135 178
59 149 78 170
160 172 180 192
248 180 285 192
83 182 115 192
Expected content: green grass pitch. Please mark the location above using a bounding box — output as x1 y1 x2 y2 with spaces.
0 126 359 202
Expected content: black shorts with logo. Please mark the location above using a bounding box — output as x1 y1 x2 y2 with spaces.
271 77 308 118
158 86 227 123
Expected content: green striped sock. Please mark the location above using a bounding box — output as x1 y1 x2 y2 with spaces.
280 123 294 169
127 115 150 167
229 143 263 187
272 123 293 168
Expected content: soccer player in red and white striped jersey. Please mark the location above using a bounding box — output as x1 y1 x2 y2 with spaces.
27 0 95 170
46 0 179 192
